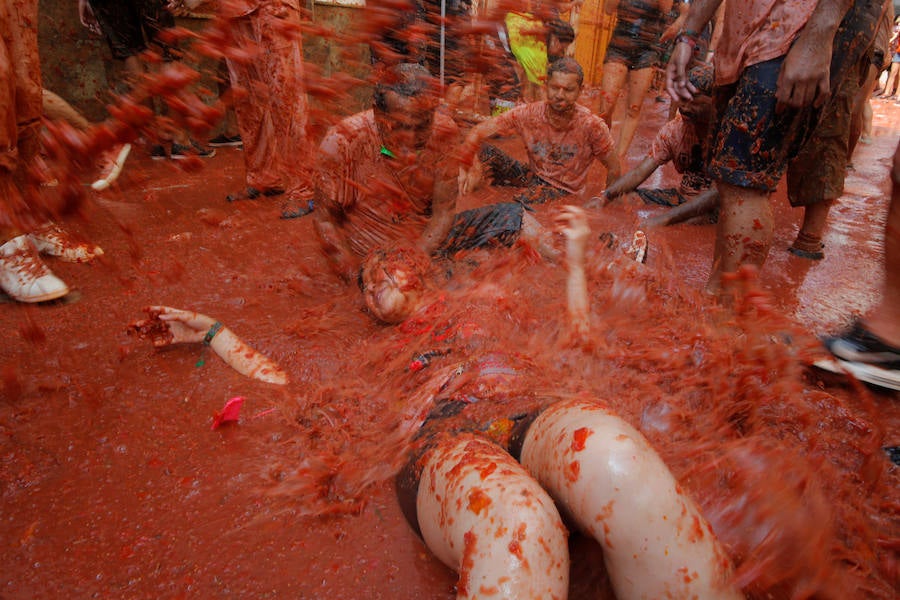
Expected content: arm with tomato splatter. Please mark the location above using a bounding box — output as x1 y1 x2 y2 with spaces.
776 0 853 109
130 306 287 385
418 151 459 256
312 129 360 283
554 205 590 338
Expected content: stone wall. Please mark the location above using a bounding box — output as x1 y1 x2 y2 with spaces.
37 1 373 125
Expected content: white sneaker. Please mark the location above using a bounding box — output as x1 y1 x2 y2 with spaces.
28 224 103 263
91 143 131 191
0 235 69 303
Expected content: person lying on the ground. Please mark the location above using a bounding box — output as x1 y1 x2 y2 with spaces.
601 63 716 215
459 57 621 205
130 206 742 599
359 208 741 599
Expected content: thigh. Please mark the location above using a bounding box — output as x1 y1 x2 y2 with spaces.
708 58 815 192
414 433 569 598
624 67 655 106
598 61 628 116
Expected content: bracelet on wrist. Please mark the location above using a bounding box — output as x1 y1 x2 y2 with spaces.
203 321 223 346
676 34 698 49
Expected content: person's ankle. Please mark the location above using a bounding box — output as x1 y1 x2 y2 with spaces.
862 316 900 350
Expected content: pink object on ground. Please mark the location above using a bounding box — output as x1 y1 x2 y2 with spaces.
211 396 245 430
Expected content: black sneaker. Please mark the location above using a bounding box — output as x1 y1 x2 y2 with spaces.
823 321 900 369
208 134 243 148
149 144 168 160
171 140 216 159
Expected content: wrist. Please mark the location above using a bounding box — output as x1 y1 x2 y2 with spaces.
203 321 223 346
675 30 699 49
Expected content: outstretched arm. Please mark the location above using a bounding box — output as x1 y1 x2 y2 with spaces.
601 149 622 189
603 156 661 202
643 187 720 227
130 306 287 385
555 205 590 337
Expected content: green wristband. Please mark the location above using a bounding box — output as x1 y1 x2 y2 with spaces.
203 321 223 346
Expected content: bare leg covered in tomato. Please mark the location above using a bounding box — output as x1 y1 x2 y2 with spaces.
414 434 570 599
520 399 744 600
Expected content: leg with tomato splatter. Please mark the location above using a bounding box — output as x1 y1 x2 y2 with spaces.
520 398 744 600
412 434 570 599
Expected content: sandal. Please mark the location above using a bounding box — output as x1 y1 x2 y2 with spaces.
226 187 285 202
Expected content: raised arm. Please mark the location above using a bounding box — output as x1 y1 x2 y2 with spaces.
554 205 590 337
458 115 514 195
130 306 287 385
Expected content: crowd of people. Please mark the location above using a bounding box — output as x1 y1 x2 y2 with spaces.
2 0 899 597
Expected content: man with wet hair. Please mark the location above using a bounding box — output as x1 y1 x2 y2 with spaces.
460 57 621 205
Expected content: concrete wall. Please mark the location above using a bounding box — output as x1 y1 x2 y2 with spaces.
37 1 374 125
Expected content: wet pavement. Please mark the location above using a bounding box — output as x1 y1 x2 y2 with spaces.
1 91 898 598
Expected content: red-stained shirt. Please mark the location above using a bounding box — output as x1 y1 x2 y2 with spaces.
316 108 460 258
649 113 710 197
714 0 818 85
490 102 615 194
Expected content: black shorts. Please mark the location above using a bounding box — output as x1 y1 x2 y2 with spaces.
436 202 525 257
88 0 175 60
708 57 815 191
479 144 571 205
395 399 543 537
604 31 662 71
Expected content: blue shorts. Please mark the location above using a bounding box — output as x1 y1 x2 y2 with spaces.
708 58 815 192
